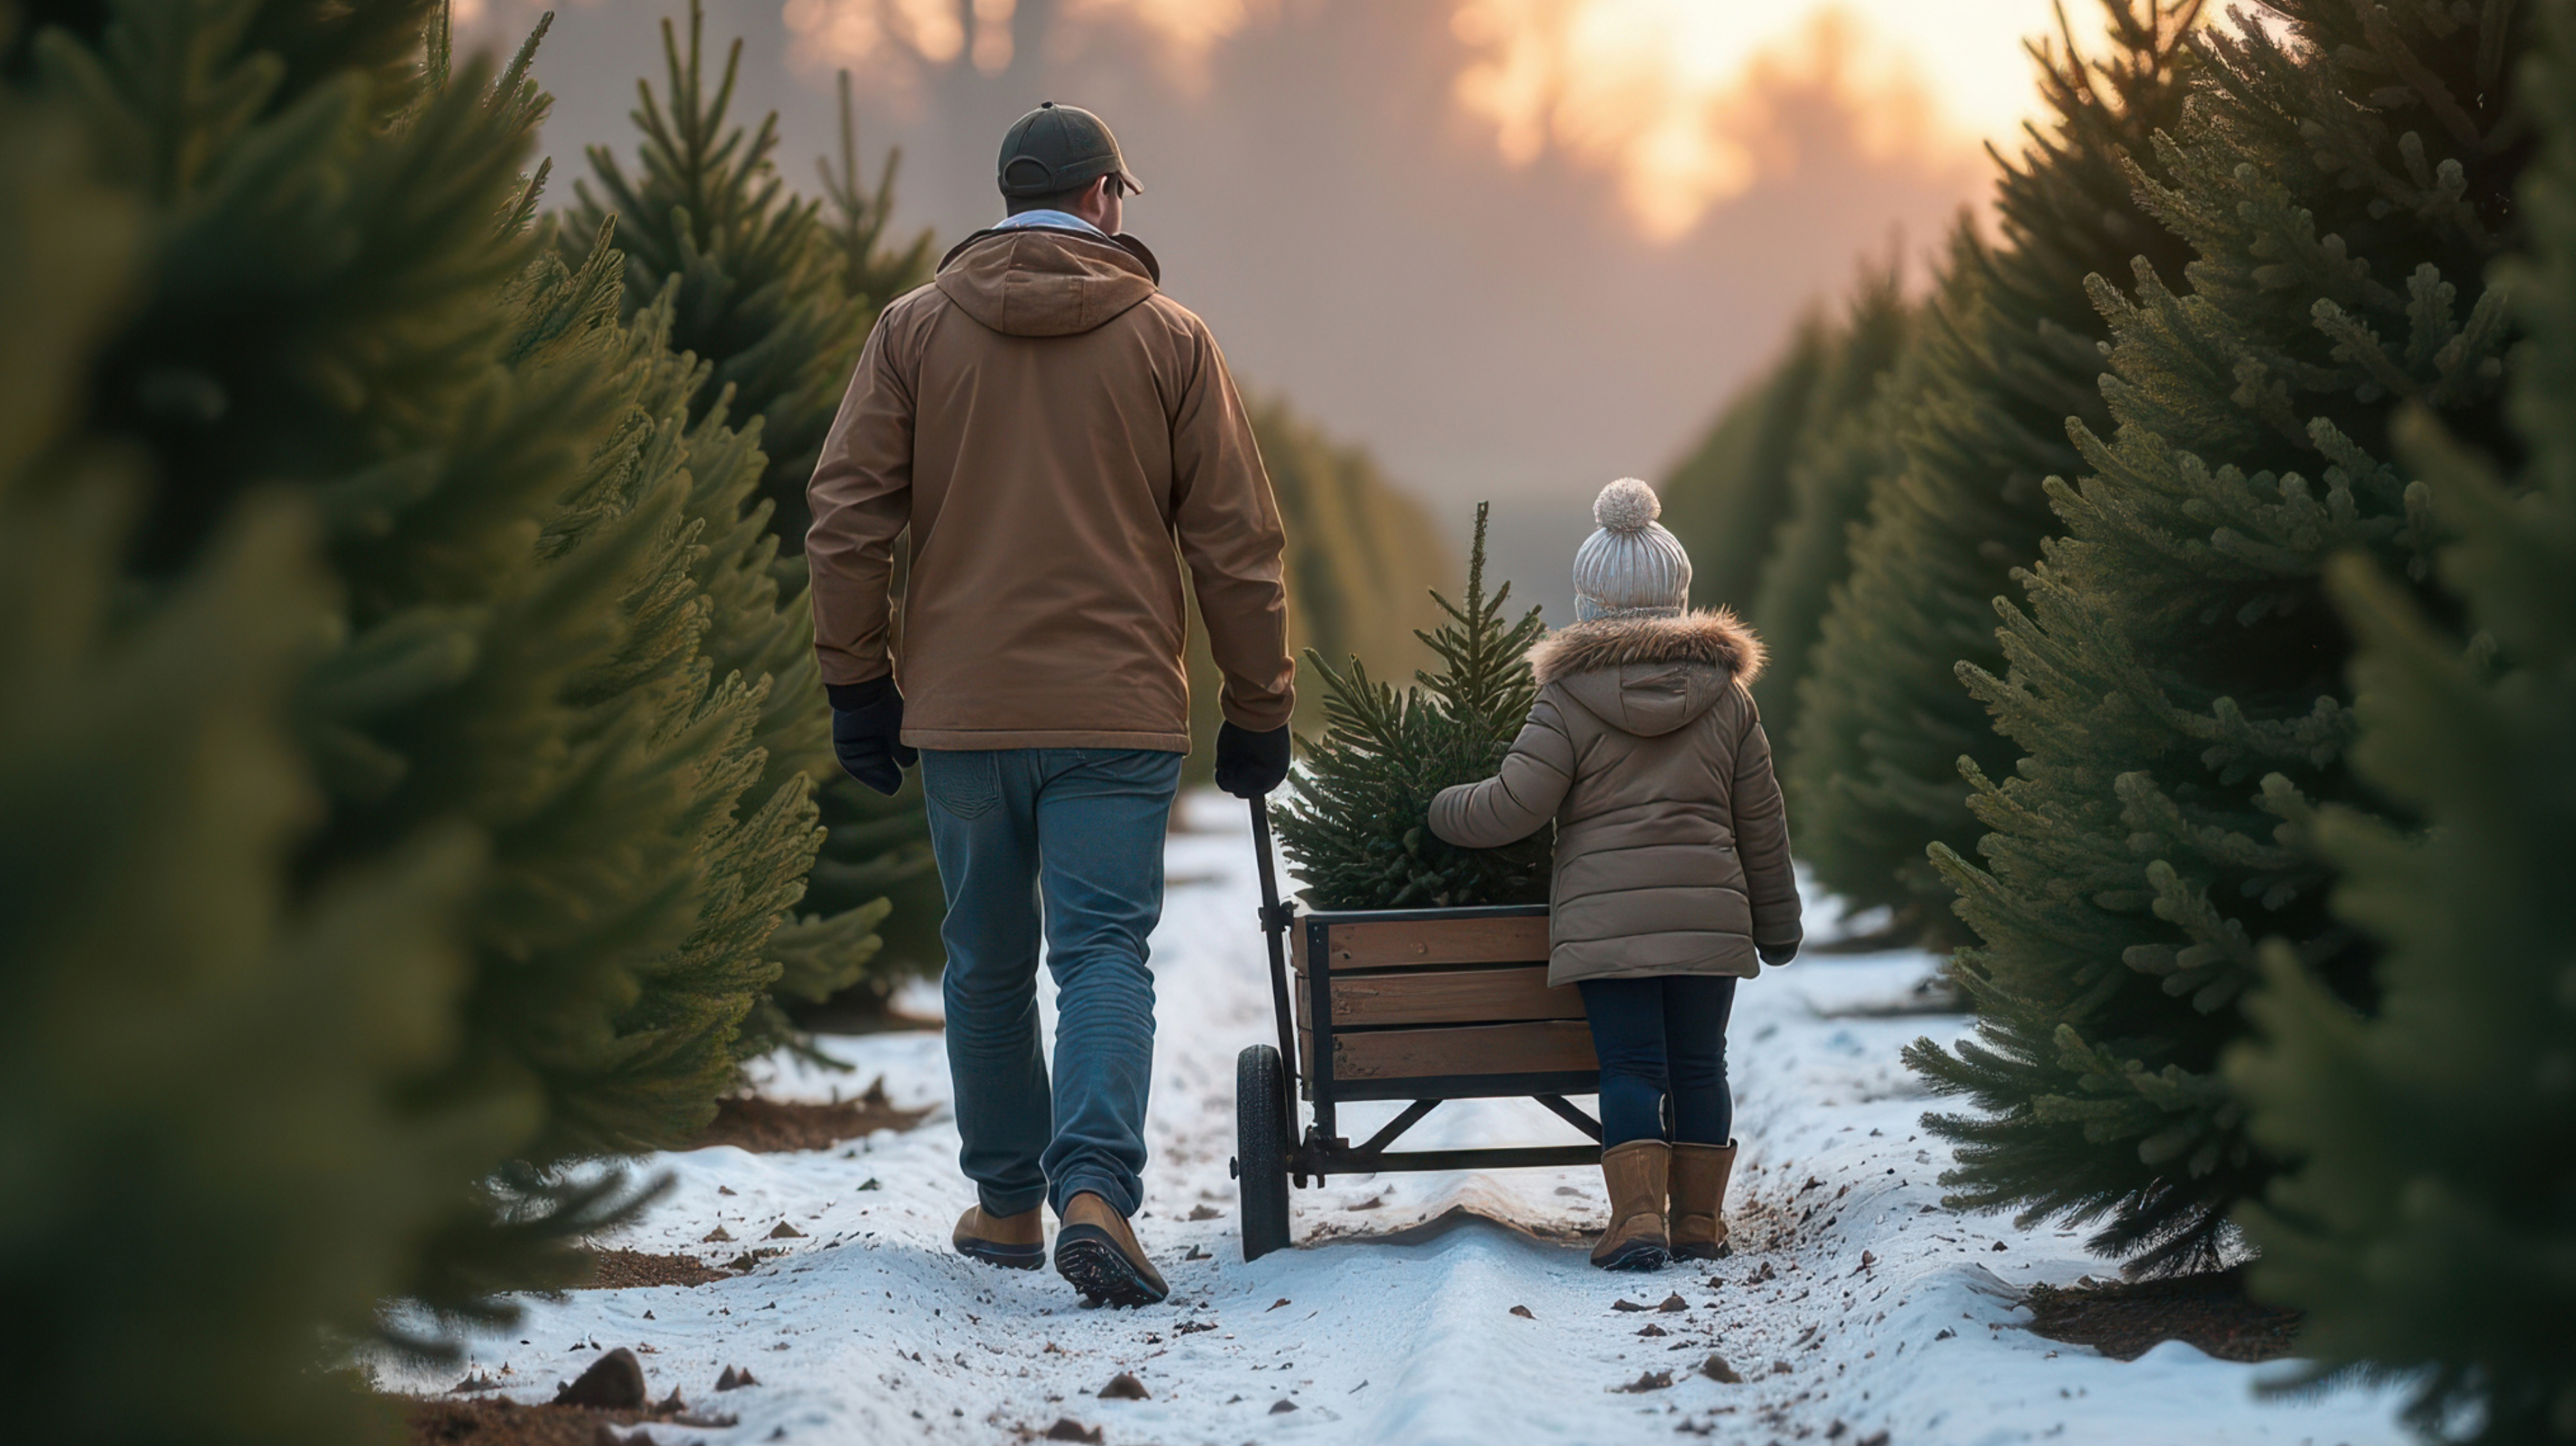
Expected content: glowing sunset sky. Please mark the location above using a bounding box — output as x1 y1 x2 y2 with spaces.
482 0 2182 617
775 0 2133 238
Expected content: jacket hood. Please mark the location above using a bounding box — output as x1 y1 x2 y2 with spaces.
935 227 1162 338
1529 609 1766 738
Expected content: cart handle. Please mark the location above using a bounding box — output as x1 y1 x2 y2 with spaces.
1250 797 1300 1084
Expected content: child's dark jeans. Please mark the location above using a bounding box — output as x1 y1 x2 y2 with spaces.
1575 975 1740 1147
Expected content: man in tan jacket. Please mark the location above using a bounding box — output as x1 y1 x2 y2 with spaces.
806 102 1295 1308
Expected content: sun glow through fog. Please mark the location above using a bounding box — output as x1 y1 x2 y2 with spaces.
780 0 2137 238
1450 0 2133 239
785 0 1278 76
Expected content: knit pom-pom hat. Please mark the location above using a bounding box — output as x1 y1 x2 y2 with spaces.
1571 478 1691 621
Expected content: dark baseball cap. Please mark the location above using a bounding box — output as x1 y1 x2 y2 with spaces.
997 101 1143 199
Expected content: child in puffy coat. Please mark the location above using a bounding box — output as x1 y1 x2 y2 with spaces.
1430 479 1802 1271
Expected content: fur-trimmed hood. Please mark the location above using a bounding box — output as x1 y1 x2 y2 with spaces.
1529 608 1766 686
1527 609 1767 739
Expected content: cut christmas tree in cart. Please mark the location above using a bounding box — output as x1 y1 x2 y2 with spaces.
1235 501 1595 1260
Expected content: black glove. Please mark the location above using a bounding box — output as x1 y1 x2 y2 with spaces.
1759 941 1800 968
828 677 918 796
1212 721 1292 799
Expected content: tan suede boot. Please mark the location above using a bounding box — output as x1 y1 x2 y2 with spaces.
952 1203 1046 1270
1669 1141 1739 1261
1053 1192 1170 1307
1590 1140 1671 1271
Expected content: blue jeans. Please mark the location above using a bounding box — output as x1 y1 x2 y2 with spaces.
1576 975 1739 1148
920 747 1184 1219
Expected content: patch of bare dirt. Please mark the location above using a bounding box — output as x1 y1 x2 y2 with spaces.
1716 1181 1826 1256
2022 1266 2302 1363
691 1078 928 1153
407 1351 740 1445
403 1397 731 1446
582 1250 728 1290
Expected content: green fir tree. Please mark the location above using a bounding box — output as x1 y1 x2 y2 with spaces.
22 0 682 1185
1787 0 2203 939
14 0 845 1316
1659 312 1836 613
569 2 943 1004
0 91 500 1446
521 243 873 1087
1742 262 1915 734
562 0 903 540
796 67 951 994
1655 274 1911 739
1908 1 2533 1273
2227 3 2576 1435
1277 503 1551 910
815 66 939 329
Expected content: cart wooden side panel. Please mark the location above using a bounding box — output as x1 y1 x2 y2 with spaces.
1293 906 1596 1104
1292 913 1551 973
1326 967 1582 1027
1300 1020 1598 1080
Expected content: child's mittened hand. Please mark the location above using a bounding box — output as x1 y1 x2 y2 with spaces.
1759 943 1799 968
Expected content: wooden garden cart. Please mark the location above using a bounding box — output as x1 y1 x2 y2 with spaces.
1231 800 1603 1260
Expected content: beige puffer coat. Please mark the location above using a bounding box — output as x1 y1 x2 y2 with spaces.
1427 610 1802 985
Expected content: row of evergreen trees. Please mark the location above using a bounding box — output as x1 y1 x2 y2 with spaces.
1788 3 2204 942
1913 0 2527 1271
560 1 945 1005
2228 5 2576 1434
1660 264 1913 739
1660 0 2568 1434
0 0 943 1434
2 85 503 1444
0 1 1460 1435
572 5 1461 989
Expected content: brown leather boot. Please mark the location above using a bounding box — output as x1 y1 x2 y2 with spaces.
1669 1141 1739 1261
1590 1140 1671 1271
952 1203 1045 1270
1053 1192 1169 1307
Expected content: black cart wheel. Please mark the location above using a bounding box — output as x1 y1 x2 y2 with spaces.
1233 1044 1293 1261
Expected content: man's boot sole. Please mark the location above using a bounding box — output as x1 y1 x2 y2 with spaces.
1592 1239 1671 1272
1671 1241 1730 1263
1054 1226 1169 1307
956 1239 1046 1271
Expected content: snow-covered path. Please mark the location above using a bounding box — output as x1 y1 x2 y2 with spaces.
379 794 2413 1445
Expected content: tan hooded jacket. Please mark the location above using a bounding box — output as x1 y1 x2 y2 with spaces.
1428 610 1802 985
805 225 1293 751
